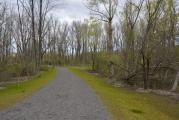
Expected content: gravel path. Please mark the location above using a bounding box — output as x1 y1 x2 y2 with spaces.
0 68 112 120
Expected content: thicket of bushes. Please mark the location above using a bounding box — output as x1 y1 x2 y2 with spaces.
0 62 50 82
91 52 177 90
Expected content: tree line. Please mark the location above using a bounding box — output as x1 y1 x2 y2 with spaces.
0 0 179 91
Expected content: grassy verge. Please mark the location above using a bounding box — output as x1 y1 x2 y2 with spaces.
0 68 57 111
69 67 179 120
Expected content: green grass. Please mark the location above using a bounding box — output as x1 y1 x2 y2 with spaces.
69 67 179 120
0 68 57 111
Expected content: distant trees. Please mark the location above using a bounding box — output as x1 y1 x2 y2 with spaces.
16 0 54 70
0 0 55 73
0 0 179 91
0 2 14 64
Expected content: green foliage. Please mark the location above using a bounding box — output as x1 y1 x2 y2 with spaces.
0 64 23 82
23 62 37 76
94 52 121 77
40 65 50 71
0 64 21 75
95 52 110 76
0 62 39 82
69 67 179 120
43 53 70 66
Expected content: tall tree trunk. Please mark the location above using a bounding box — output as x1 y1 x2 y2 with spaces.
30 0 37 69
38 0 43 67
142 51 148 89
108 20 113 53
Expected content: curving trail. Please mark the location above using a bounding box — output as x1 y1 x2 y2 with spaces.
0 68 112 120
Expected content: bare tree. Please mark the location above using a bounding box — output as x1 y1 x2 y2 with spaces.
87 0 118 53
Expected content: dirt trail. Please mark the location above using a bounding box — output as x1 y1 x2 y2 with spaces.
0 68 112 120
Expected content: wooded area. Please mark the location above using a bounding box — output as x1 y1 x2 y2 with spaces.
0 0 179 92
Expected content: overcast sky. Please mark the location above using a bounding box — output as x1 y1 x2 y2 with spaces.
52 0 125 23
4 0 127 23
4 0 90 23
52 0 89 23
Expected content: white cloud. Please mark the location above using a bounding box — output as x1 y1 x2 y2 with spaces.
51 0 89 22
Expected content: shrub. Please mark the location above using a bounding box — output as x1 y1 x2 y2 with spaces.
0 64 23 82
94 52 122 78
40 65 50 71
